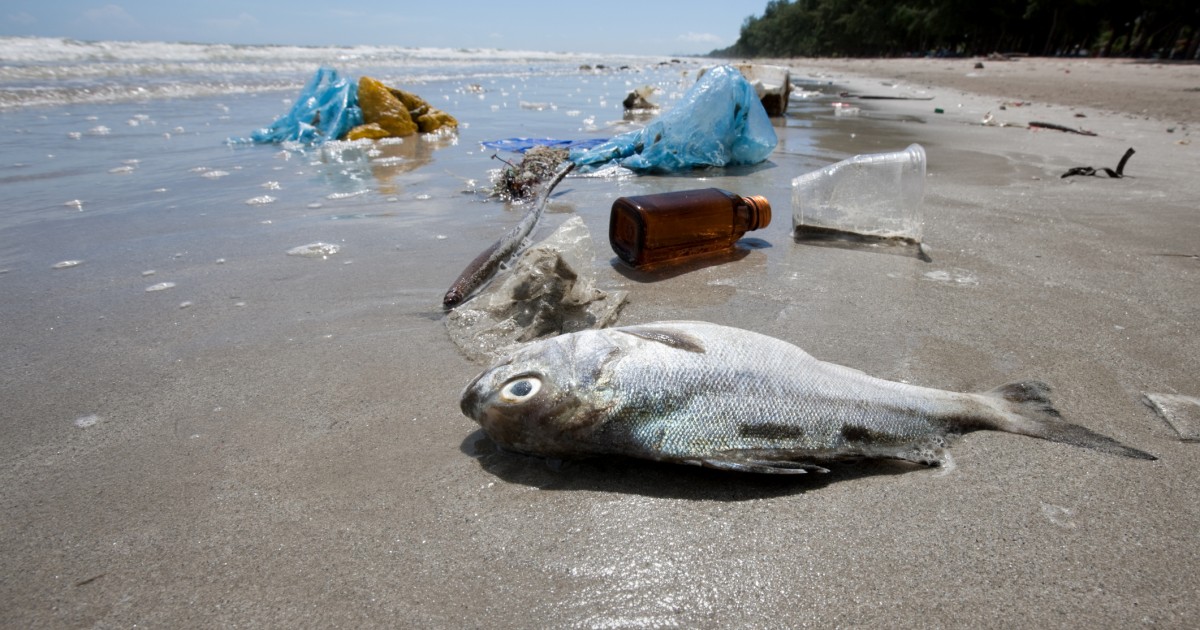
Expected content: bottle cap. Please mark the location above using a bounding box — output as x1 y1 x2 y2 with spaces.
742 195 771 230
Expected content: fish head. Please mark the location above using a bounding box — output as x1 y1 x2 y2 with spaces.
459 331 619 457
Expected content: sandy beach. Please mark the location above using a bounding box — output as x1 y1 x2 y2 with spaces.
3 54 1198 627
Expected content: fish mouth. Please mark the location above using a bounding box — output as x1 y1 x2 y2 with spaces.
459 358 511 421
459 376 485 420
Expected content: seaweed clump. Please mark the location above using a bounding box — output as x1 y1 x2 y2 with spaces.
491 146 570 202
346 76 458 141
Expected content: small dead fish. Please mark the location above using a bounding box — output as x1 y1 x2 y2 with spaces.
460 321 1155 473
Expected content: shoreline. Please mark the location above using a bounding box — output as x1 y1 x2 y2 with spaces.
759 56 1200 125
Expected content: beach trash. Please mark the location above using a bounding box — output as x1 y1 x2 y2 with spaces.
235 69 456 145
609 188 771 268
569 65 777 173
622 85 659 112
445 217 627 362
792 144 926 244
241 67 362 144
730 63 791 116
346 76 457 140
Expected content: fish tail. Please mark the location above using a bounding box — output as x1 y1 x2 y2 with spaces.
980 381 1156 460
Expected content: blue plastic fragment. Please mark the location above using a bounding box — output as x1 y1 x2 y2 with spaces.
569 65 778 173
480 137 610 153
232 67 363 144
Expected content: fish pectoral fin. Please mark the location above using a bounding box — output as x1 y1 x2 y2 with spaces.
691 457 830 475
616 325 706 353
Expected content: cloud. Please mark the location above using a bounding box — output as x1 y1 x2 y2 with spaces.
676 32 723 46
82 4 138 28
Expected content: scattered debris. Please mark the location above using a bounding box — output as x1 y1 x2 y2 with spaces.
233 67 457 145
1061 147 1135 179
491 146 570 201
444 162 574 307
346 76 457 141
730 63 791 116
622 85 658 112
1029 121 1097 136
445 216 626 362
980 112 1019 128
832 102 860 116
792 144 926 246
570 65 776 173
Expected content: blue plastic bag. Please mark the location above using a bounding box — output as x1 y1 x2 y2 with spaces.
569 65 777 173
235 67 363 144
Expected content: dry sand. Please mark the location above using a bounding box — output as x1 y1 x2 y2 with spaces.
779 56 1200 125
3 57 1199 627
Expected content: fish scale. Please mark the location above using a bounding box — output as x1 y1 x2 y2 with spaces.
460 321 1155 473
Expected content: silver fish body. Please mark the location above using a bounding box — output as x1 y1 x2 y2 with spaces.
459 321 1154 473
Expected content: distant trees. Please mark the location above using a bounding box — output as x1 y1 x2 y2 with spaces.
714 0 1200 59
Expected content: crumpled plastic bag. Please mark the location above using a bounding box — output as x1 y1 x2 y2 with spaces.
569 65 777 173
236 67 363 144
445 216 627 362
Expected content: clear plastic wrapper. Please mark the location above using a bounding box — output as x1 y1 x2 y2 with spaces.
446 217 626 362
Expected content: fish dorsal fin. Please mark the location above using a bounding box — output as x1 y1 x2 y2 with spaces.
616 325 706 353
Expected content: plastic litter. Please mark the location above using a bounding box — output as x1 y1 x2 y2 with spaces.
728 63 790 116
481 137 610 153
444 162 574 307
445 216 627 362
233 68 457 145
569 65 777 174
237 67 362 144
792 144 926 244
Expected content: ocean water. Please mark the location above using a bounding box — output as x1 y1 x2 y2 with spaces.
0 35 874 300
0 36 910 447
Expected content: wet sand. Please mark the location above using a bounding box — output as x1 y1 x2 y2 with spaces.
3 57 1199 627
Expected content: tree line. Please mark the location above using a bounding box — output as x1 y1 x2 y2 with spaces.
713 0 1200 59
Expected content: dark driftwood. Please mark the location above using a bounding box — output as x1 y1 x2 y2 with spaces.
1061 147 1136 179
1029 120 1098 136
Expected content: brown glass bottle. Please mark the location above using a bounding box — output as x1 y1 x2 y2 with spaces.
609 188 771 267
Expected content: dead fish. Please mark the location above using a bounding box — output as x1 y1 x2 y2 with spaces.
460 321 1155 473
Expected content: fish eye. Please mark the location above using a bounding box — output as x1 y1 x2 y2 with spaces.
499 377 541 403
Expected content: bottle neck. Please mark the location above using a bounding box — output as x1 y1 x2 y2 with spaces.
737 195 771 231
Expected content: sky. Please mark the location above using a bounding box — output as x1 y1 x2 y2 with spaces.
1 1 769 56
